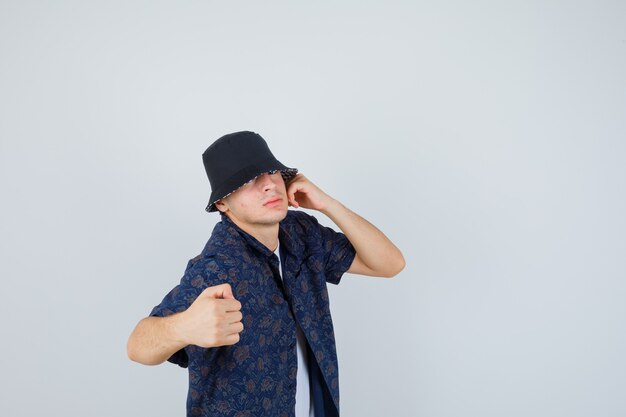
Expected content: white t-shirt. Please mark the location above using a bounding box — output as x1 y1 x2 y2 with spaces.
275 240 315 417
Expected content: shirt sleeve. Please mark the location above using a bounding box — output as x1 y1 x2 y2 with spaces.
306 213 357 285
148 256 219 368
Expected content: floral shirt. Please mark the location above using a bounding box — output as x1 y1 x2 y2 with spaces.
149 209 357 417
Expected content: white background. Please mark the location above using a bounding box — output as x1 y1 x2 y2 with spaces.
1 1 625 416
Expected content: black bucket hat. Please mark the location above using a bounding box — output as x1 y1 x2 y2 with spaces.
202 131 298 213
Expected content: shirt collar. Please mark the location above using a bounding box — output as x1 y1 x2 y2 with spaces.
216 212 299 261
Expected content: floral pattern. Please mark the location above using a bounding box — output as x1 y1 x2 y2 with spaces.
149 210 356 416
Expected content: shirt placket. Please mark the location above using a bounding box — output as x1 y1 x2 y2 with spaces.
268 253 298 415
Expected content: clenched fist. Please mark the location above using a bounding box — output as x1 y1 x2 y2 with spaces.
178 283 243 348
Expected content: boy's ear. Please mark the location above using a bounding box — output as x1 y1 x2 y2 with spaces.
215 199 225 212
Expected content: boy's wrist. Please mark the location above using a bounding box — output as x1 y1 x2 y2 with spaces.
166 312 189 348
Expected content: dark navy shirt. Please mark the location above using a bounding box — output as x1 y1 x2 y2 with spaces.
149 209 357 417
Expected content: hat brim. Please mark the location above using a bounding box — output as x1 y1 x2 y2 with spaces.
206 167 298 213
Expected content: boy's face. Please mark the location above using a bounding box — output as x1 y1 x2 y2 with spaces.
215 171 289 227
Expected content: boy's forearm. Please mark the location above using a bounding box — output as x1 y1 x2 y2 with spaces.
127 313 188 366
321 199 406 276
